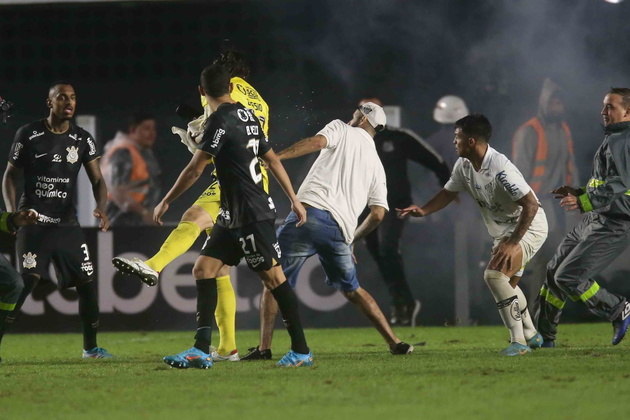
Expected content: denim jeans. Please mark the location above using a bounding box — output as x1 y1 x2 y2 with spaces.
277 207 359 292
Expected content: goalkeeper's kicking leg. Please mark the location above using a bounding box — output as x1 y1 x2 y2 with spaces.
113 202 239 360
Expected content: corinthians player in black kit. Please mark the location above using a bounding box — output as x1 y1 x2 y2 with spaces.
154 63 313 368
2 82 112 359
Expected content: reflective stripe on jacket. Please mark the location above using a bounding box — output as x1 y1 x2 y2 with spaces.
101 140 150 205
514 117 576 193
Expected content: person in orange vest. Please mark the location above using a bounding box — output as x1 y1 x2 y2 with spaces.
511 78 578 322
101 113 162 226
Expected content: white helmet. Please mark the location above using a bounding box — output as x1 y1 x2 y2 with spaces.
433 95 469 124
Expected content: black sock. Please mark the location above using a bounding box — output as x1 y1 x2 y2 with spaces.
77 281 99 350
270 281 309 354
193 278 217 354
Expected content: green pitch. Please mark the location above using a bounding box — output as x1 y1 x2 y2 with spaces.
1 324 629 420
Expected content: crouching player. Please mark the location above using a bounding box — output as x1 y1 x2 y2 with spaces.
398 114 548 356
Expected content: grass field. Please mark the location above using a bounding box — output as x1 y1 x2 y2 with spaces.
1 323 629 420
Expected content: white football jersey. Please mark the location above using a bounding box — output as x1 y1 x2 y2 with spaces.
445 146 543 239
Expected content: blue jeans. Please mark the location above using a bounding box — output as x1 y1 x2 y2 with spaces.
277 208 359 292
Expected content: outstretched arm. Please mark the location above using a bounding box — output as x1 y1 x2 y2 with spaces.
84 158 110 231
397 188 458 218
277 135 327 161
2 162 20 212
154 149 210 225
261 149 306 226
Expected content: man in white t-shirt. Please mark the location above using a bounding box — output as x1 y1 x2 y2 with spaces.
398 114 548 356
242 103 414 360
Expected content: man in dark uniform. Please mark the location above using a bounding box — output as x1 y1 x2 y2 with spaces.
2 82 111 359
153 63 312 368
0 208 38 362
538 87 630 347
358 98 451 326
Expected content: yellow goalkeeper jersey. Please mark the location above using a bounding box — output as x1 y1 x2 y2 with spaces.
201 76 269 137
200 76 270 195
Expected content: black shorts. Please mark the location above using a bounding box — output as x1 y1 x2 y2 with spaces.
16 224 95 289
201 219 281 271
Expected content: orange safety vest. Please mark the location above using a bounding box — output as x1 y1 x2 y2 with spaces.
513 117 575 194
102 141 150 205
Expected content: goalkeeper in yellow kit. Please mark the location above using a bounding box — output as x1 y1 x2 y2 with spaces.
112 51 269 362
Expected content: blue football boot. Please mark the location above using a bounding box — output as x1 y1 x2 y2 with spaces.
526 333 543 349
276 350 314 367
612 301 630 345
500 342 532 356
163 347 213 369
82 347 113 359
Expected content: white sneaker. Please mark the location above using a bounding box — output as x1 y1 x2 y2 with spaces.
211 349 240 362
112 257 159 286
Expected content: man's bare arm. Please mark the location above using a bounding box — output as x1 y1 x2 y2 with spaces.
2 162 21 212
277 135 327 161
397 188 458 218
353 205 386 244
261 148 306 226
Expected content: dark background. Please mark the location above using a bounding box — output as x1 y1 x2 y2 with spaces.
1 0 630 329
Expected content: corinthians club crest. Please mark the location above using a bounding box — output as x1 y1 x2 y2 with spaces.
22 252 37 269
66 146 79 164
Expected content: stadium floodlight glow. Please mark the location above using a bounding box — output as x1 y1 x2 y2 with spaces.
603 0 624 4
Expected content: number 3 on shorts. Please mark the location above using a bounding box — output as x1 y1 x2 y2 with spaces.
80 243 90 261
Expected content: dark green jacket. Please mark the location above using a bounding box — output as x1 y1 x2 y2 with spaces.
578 121 630 220
0 211 16 233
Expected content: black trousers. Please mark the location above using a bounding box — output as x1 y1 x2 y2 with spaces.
364 210 414 306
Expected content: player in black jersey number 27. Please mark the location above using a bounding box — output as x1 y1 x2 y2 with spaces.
2 82 111 360
154 63 313 368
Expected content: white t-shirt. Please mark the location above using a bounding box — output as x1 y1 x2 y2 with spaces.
297 120 389 243
445 145 542 239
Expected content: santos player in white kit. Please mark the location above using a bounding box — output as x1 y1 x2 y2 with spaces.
398 114 548 356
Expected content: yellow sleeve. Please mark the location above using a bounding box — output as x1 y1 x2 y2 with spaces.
230 77 270 137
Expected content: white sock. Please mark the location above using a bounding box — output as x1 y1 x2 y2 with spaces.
514 285 537 340
484 270 526 345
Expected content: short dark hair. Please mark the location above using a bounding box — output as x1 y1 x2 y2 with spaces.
455 113 492 143
48 80 74 95
200 63 231 98
213 50 250 79
126 112 155 132
609 87 630 108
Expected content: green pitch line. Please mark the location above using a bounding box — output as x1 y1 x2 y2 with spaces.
1 324 629 420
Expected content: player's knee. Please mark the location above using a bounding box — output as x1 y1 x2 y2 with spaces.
342 289 358 301
21 273 39 290
217 265 230 278
192 264 211 280
484 269 508 286
182 206 213 230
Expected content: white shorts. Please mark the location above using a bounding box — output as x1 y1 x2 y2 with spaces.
492 207 548 277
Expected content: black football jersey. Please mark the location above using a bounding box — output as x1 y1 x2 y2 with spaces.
8 119 101 225
200 102 275 228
